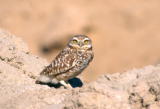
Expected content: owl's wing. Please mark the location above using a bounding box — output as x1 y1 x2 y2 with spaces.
40 49 77 76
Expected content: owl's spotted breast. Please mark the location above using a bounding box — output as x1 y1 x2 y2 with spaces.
55 50 93 81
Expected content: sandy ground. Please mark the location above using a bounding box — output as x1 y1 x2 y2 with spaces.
0 0 160 81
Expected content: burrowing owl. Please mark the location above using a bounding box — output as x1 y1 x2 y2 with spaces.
36 35 94 88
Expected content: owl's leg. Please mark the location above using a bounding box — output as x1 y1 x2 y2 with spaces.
59 80 72 88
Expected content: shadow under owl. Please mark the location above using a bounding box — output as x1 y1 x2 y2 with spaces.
37 77 83 88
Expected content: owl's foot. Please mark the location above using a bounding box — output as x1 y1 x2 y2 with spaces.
59 80 72 89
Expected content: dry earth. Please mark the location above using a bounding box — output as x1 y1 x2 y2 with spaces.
0 29 160 109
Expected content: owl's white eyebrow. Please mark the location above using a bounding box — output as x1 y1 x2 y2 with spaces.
72 37 78 40
83 38 90 41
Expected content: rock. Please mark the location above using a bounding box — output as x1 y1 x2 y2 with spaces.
1 29 160 109
0 29 48 79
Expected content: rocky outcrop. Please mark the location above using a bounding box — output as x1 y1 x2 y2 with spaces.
0 29 160 109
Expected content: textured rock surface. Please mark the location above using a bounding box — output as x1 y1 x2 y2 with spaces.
0 29 160 109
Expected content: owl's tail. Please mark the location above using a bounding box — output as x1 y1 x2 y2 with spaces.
35 75 59 84
35 75 52 84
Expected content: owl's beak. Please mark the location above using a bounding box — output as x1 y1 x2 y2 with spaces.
79 42 83 47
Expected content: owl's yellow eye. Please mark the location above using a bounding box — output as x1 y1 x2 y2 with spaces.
84 40 89 44
72 40 78 44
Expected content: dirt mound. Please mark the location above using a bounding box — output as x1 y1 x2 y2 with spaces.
0 29 160 109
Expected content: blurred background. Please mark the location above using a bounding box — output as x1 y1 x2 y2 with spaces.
0 0 160 82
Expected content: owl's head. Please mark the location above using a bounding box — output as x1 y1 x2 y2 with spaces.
68 35 92 50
